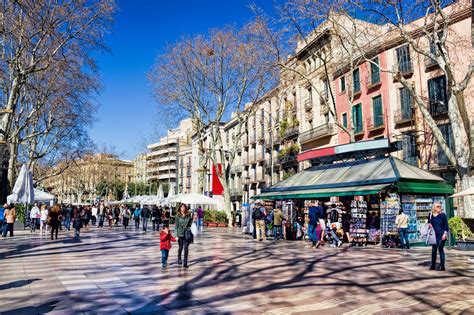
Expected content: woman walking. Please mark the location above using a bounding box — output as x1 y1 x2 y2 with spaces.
48 205 62 240
40 205 48 236
2 205 16 237
73 207 83 239
175 204 193 268
122 206 131 229
30 203 40 233
396 209 410 251
428 203 449 271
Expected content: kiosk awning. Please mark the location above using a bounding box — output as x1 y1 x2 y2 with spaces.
255 183 390 200
254 156 453 200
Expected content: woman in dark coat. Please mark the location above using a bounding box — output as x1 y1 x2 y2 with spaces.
48 205 62 240
73 207 83 239
428 202 449 271
175 204 192 268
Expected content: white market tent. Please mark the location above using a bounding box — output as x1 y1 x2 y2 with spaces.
167 193 219 206
450 187 474 198
7 188 54 205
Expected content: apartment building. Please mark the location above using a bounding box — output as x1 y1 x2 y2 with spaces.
132 153 147 183
44 154 134 203
328 2 473 184
146 118 193 189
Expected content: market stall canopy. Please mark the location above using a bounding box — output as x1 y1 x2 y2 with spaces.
254 157 453 200
10 164 34 204
450 187 474 198
7 188 53 204
167 193 219 206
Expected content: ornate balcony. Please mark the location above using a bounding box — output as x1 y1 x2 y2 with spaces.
304 99 313 111
366 117 385 131
283 126 299 139
394 108 414 125
299 123 336 144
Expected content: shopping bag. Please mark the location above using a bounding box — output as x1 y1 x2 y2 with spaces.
420 224 430 237
425 227 437 245
191 222 198 237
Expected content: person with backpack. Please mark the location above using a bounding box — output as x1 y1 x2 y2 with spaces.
252 204 266 241
175 204 193 268
396 209 410 251
133 206 141 229
122 206 131 229
327 204 342 247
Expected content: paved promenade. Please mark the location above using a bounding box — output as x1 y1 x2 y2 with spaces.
0 225 473 314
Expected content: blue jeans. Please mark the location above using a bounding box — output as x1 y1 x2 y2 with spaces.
161 249 169 266
142 217 148 231
399 228 410 249
330 229 340 245
308 224 318 244
64 216 72 231
273 225 283 240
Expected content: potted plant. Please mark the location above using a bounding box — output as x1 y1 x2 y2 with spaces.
216 212 228 227
448 217 474 251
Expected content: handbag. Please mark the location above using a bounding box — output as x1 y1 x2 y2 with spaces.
184 228 194 243
190 222 198 237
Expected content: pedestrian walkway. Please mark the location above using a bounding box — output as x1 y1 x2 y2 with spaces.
0 226 473 314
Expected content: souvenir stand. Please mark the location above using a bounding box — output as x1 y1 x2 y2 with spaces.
350 200 368 246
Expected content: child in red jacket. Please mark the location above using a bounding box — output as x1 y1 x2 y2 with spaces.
160 225 176 267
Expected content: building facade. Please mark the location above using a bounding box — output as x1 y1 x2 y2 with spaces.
146 118 193 191
44 154 134 204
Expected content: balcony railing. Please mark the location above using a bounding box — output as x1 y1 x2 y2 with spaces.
319 89 329 103
230 188 243 196
230 165 242 174
320 102 330 114
272 133 281 145
393 61 413 76
249 134 257 144
304 99 313 111
429 101 448 116
366 116 385 131
394 108 414 124
283 126 299 139
425 56 439 69
278 153 297 165
299 123 335 144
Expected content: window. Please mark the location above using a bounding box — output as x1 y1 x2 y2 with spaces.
370 57 380 84
372 95 383 127
352 68 360 92
396 45 412 73
437 124 454 166
324 113 329 124
352 103 363 133
340 76 346 92
322 78 329 99
428 76 448 114
402 132 417 166
399 87 413 120
342 113 348 128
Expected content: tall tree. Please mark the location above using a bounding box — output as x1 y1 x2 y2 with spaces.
149 25 276 223
0 0 115 188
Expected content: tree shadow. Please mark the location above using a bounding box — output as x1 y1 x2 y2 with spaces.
0 278 40 290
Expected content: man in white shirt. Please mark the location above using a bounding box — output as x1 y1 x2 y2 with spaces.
30 203 40 233
395 209 410 250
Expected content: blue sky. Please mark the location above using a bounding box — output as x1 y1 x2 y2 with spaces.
91 0 275 160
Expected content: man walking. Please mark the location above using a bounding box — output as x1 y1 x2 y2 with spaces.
252 204 266 241
30 203 40 233
197 206 204 234
64 204 73 231
141 205 150 232
98 202 105 227
273 208 283 241
308 203 321 247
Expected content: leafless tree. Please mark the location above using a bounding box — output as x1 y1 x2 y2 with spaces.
149 25 277 223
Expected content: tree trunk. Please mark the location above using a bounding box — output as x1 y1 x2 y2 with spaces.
222 182 233 226
7 138 19 191
460 174 474 219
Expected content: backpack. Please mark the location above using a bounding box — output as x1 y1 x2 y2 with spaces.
329 209 339 224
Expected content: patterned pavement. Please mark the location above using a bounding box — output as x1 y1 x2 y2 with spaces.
0 224 473 314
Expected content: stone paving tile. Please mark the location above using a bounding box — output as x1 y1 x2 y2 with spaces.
1 226 474 314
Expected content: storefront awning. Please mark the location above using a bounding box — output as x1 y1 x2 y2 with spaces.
255 183 390 200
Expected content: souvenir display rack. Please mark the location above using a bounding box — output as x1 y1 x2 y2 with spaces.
381 194 400 247
349 200 368 246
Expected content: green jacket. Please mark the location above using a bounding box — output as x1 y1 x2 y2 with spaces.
175 213 192 237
